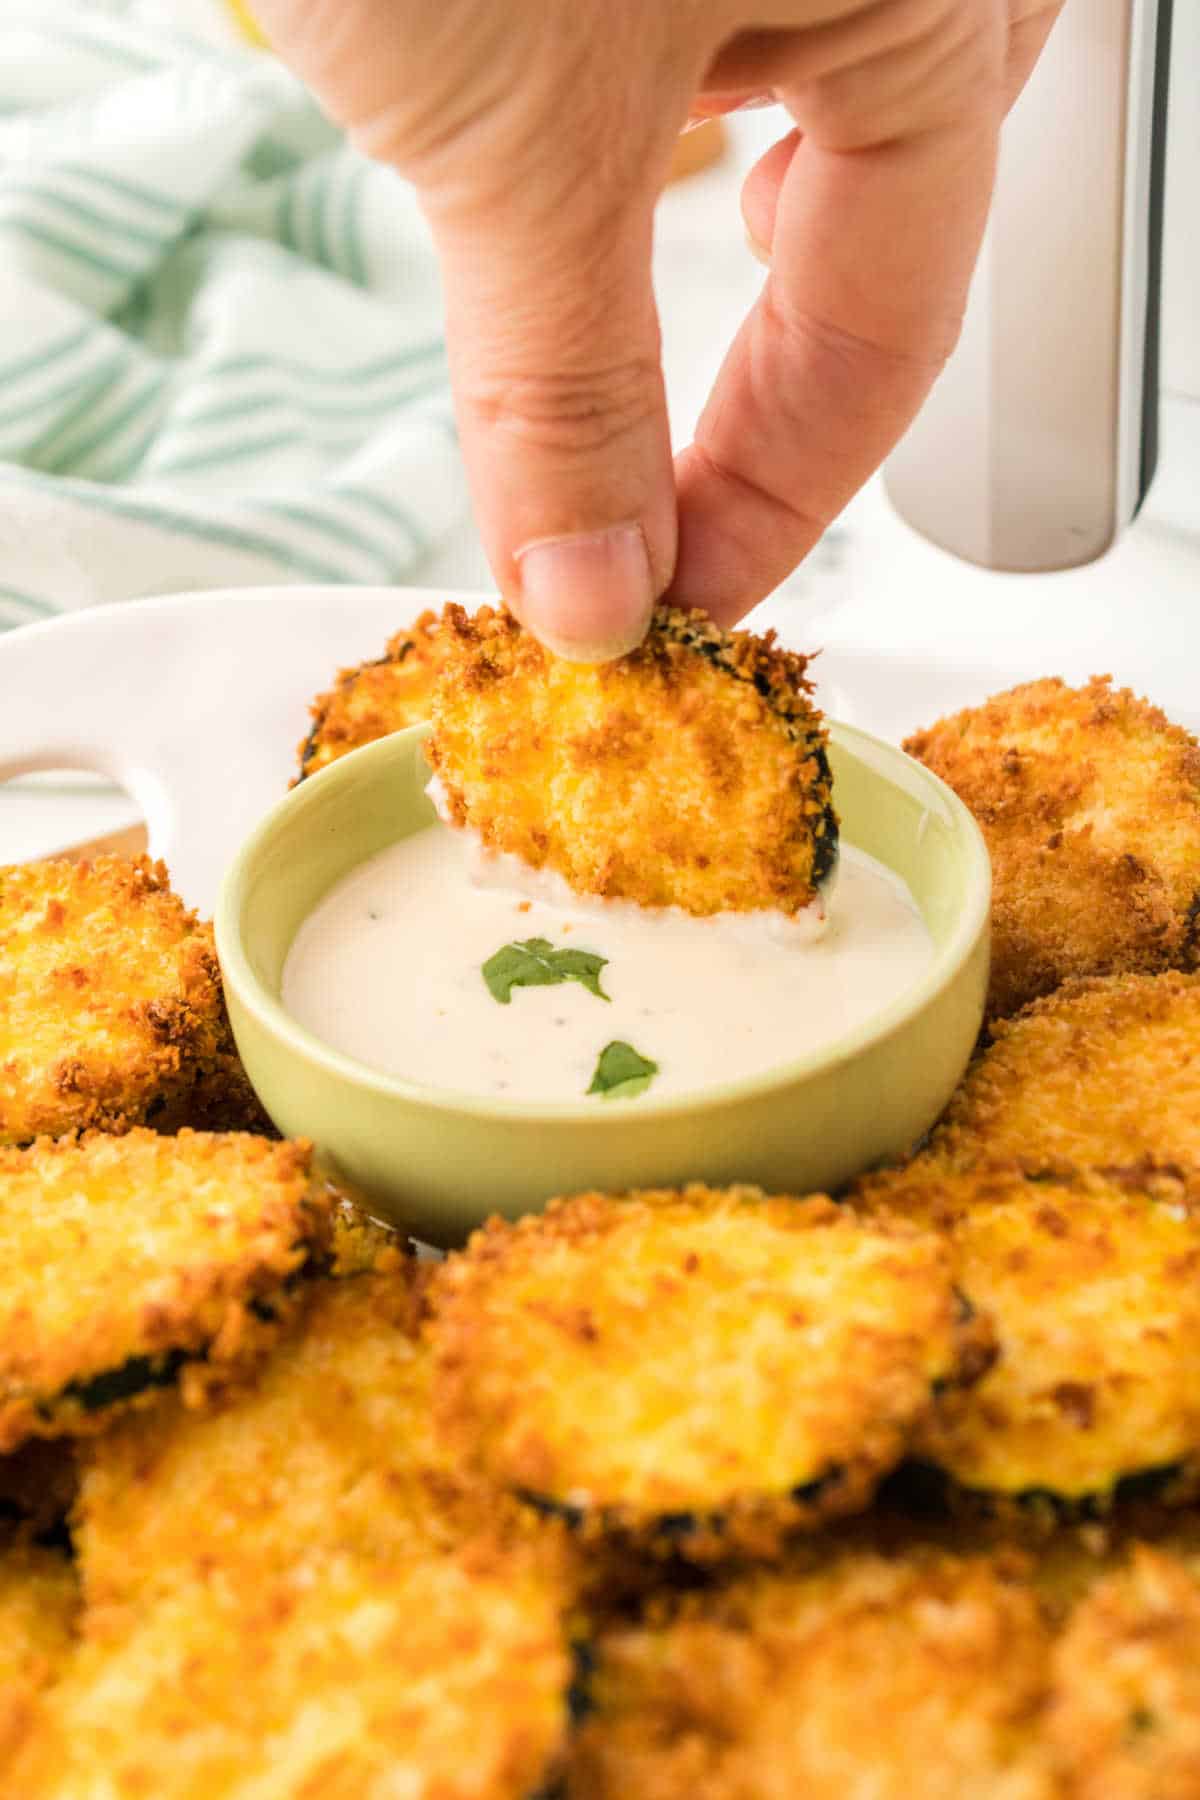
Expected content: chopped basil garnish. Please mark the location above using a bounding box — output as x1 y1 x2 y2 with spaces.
482 937 609 1006
587 1040 659 1100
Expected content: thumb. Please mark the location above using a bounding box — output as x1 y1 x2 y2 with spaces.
430 194 676 662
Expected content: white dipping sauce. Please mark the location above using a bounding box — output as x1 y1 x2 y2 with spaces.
281 825 934 1104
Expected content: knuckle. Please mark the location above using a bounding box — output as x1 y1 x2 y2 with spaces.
459 357 663 458
790 0 1004 149
762 282 952 382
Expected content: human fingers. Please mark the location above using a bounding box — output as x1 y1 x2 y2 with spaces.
741 127 801 259
671 0 1007 618
253 0 701 661
739 1 1061 268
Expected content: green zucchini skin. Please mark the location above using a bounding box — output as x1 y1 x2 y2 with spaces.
656 609 839 889
883 1457 1195 1525
515 1460 853 1556
62 1349 190 1415
41 1255 320 1425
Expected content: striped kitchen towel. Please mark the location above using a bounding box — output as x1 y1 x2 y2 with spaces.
0 0 467 628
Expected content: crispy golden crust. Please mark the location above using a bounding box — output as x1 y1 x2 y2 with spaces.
168 1037 276 1135
1046 1544 1200 1798
859 1164 1200 1506
429 1186 987 1557
928 971 1200 1173
0 1545 77 1772
150 925 277 1136
13 1546 570 1800
904 677 1200 1020
568 1547 1054 1800
0 856 227 1144
296 608 449 781
0 1130 330 1451
64 1270 574 1800
74 1267 552 1614
426 604 837 916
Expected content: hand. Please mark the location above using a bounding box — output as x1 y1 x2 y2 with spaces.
253 0 1062 657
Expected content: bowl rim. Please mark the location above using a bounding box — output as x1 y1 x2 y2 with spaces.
215 719 991 1124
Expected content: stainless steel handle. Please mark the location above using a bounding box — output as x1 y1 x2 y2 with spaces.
884 0 1172 573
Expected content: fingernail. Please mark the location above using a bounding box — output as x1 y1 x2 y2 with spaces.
514 524 655 663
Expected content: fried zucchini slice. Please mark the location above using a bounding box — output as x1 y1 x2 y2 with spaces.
861 1164 1200 1508
1046 1543 1200 1798
927 971 1200 1173
426 603 837 917
0 1130 330 1450
0 1544 77 1770
0 856 227 1144
904 676 1200 1020
568 1546 1054 1800
12 1546 570 1800
150 924 277 1136
75 1266 546 1613
69 1270 577 1797
296 607 449 781
429 1186 987 1557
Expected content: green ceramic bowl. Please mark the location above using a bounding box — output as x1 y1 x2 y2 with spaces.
215 723 989 1246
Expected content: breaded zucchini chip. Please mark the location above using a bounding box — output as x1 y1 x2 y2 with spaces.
568 1546 1054 1800
0 855 227 1143
1046 1544 1200 1798
13 1547 570 1800
430 1186 987 1557
296 607 448 781
862 1164 1200 1509
151 923 276 1136
0 1544 76 1769
0 1130 330 1450
928 971 1200 1172
75 1266 539 1613
904 676 1200 1019
426 604 837 916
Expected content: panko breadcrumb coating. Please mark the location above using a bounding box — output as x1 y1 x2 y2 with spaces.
296 608 449 781
426 604 837 917
430 1185 988 1558
904 677 1200 1020
66 1269 576 1800
0 1545 76 1768
12 1546 571 1800
152 923 277 1136
859 1163 1200 1508
0 856 226 1143
0 1130 331 1450
74 1267 546 1615
568 1546 1054 1800
927 971 1200 1173
1046 1543 1200 1798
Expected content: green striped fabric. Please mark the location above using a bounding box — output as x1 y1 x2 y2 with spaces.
0 0 464 621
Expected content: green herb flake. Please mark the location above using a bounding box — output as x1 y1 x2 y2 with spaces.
482 937 609 1006
587 1040 659 1100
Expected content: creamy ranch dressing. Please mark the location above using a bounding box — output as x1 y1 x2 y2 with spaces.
281 825 933 1104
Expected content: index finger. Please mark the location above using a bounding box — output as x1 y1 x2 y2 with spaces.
670 30 1004 620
